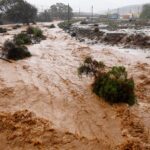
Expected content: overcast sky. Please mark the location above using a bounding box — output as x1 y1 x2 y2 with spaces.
26 0 150 12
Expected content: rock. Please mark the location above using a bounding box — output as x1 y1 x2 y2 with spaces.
79 39 85 42
146 56 150 59
71 32 76 37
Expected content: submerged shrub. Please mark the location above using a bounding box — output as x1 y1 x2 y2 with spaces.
13 25 22 29
33 28 43 38
78 56 105 76
3 40 31 60
13 26 45 45
49 24 55 28
94 27 99 32
14 32 31 45
78 57 136 105
7 46 31 60
27 26 43 38
80 21 88 24
58 21 72 30
0 27 7 33
92 70 135 105
107 21 118 30
26 26 34 34
3 40 15 51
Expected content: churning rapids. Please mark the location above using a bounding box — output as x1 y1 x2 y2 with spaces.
0 22 149 150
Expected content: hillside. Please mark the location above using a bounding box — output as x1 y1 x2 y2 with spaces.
108 3 150 15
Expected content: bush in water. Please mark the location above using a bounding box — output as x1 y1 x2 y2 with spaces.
0 27 7 33
78 57 136 106
49 24 55 28
3 40 31 60
27 26 43 38
14 32 31 45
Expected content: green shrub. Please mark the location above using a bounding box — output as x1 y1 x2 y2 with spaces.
12 25 22 29
78 57 136 105
49 24 55 28
3 40 31 60
0 27 7 33
78 56 105 76
3 40 15 51
27 26 44 38
92 69 135 105
33 28 43 38
80 21 88 24
58 21 72 30
94 27 99 32
108 66 127 80
58 20 78 30
26 26 34 34
107 21 118 30
14 26 45 45
14 32 31 45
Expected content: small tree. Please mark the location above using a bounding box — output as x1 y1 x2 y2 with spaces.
140 4 150 20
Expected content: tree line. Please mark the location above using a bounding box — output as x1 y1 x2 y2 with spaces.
0 0 73 24
37 3 73 22
140 4 150 20
0 0 149 25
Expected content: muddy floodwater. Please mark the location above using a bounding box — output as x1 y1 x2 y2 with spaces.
0 22 149 149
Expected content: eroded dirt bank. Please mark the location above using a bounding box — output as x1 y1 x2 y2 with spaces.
70 23 150 49
0 22 149 149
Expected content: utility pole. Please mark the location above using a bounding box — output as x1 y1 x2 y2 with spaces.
68 3 70 24
117 8 120 19
117 8 119 14
138 6 140 18
79 8 80 19
91 5 93 22
107 8 109 20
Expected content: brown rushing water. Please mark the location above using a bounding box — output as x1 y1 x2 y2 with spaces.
0 22 149 150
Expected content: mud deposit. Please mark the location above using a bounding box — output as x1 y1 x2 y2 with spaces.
0 22 150 149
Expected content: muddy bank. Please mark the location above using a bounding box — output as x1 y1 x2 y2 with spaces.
0 110 112 150
69 27 150 49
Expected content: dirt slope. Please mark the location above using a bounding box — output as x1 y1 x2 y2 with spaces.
0 22 149 149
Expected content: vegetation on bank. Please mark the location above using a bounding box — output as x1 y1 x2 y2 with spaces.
58 20 79 30
78 57 136 106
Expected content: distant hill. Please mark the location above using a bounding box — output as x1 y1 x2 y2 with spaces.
73 3 150 17
109 4 143 15
100 3 150 15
